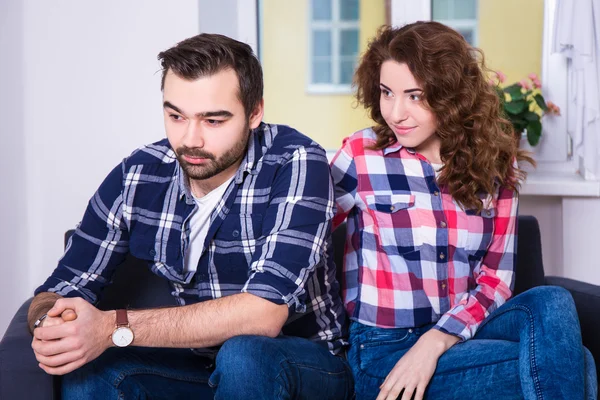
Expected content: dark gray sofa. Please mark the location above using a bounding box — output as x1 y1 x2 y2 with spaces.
1 216 599 399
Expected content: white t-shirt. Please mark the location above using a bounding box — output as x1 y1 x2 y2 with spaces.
431 162 444 178
184 177 234 272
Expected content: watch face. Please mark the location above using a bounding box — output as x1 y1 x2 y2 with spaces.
112 327 134 347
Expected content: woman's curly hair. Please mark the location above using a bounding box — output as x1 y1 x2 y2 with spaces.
354 22 533 212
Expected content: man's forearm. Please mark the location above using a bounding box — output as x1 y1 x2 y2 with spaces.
27 292 63 333
114 293 288 349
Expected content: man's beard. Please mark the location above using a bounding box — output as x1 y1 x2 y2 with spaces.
176 125 250 181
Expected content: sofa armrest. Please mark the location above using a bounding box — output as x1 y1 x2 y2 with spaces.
0 298 57 400
545 276 600 384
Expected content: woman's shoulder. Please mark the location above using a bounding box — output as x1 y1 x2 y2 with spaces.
339 127 379 155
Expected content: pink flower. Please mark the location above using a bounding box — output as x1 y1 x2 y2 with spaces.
495 70 506 83
519 79 532 90
528 73 538 80
546 101 561 116
532 78 542 88
488 78 496 86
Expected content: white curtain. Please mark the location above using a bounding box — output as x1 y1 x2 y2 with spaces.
553 0 600 177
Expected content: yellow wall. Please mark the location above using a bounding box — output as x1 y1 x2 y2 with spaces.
261 0 385 150
261 0 544 150
478 0 544 84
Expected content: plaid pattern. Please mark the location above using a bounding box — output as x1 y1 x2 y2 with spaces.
36 123 347 354
330 128 517 341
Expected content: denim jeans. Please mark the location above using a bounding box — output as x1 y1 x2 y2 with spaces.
61 335 354 399
348 286 598 400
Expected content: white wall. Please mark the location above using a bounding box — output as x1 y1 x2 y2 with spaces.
0 0 200 337
0 0 29 339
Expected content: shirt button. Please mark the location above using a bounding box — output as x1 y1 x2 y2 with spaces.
434 191 440 196
149 249 156 257
440 221 447 228
232 230 240 238
439 252 445 260
485 210 492 216
390 205 395 211
441 282 447 289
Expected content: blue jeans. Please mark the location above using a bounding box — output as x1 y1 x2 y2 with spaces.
348 286 598 400
61 335 354 399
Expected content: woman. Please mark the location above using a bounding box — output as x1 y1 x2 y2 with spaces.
330 22 597 400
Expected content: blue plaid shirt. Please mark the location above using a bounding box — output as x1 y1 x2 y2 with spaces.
36 123 347 355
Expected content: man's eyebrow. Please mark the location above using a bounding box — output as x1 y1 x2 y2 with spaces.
197 110 233 118
163 102 233 118
163 101 183 114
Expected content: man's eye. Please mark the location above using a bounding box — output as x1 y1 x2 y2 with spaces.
206 119 223 126
169 114 183 121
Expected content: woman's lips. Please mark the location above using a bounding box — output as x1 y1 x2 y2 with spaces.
393 125 416 135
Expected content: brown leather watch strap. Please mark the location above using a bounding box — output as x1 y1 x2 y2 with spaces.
116 309 129 327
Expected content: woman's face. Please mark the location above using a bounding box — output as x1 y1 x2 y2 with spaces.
379 60 441 162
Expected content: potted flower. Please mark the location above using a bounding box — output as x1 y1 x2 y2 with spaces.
491 71 561 146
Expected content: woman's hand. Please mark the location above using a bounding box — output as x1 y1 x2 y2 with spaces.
376 329 460 400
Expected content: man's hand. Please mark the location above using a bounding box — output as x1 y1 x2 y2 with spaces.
39 309 77 328
31 297 114 376
376 329 460 400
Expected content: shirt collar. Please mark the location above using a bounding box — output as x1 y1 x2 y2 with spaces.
382 141 417 156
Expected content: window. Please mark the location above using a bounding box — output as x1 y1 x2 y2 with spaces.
390 0 587 184
431 0 478 46
309 0 360 93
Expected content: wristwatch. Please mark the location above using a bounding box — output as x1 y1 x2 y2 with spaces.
111 309 134 347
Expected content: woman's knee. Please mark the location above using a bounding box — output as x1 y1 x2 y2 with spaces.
514 285 576 317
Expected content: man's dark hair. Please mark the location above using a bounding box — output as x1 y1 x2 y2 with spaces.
158 33 263 118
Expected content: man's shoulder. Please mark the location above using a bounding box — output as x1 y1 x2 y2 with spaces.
123 139 177 169
262 123 327 160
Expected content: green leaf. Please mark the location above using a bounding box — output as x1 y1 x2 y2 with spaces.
504 100 527 115
533 94 548 111
527 120 542 146
524 111 540 122
511 119 529 132
504 85 524 101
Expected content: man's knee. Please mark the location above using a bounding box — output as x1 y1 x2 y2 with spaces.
215 335 284 377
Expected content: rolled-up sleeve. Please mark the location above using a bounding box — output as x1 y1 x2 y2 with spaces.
34 162 130 304
434 185 518 341
242 145 335 313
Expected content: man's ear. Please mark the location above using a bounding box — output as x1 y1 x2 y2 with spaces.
248 99 264 129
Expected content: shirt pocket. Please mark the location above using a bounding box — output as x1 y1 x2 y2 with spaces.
214 214 263 275
364 194 421 254
465 207 496 261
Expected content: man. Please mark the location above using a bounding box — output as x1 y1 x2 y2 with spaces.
28 33 352 399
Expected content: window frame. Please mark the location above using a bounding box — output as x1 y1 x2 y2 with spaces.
306 0 360 94
390 0 581 178
432 0 479 46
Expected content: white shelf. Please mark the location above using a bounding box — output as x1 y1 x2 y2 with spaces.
521 171 600 197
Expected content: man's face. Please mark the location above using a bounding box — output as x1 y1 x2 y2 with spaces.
163 69 263 181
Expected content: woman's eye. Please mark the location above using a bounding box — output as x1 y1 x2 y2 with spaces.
409 93 422 101
381 88 393 98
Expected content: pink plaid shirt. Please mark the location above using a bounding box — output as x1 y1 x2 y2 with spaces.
330 128 518 341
